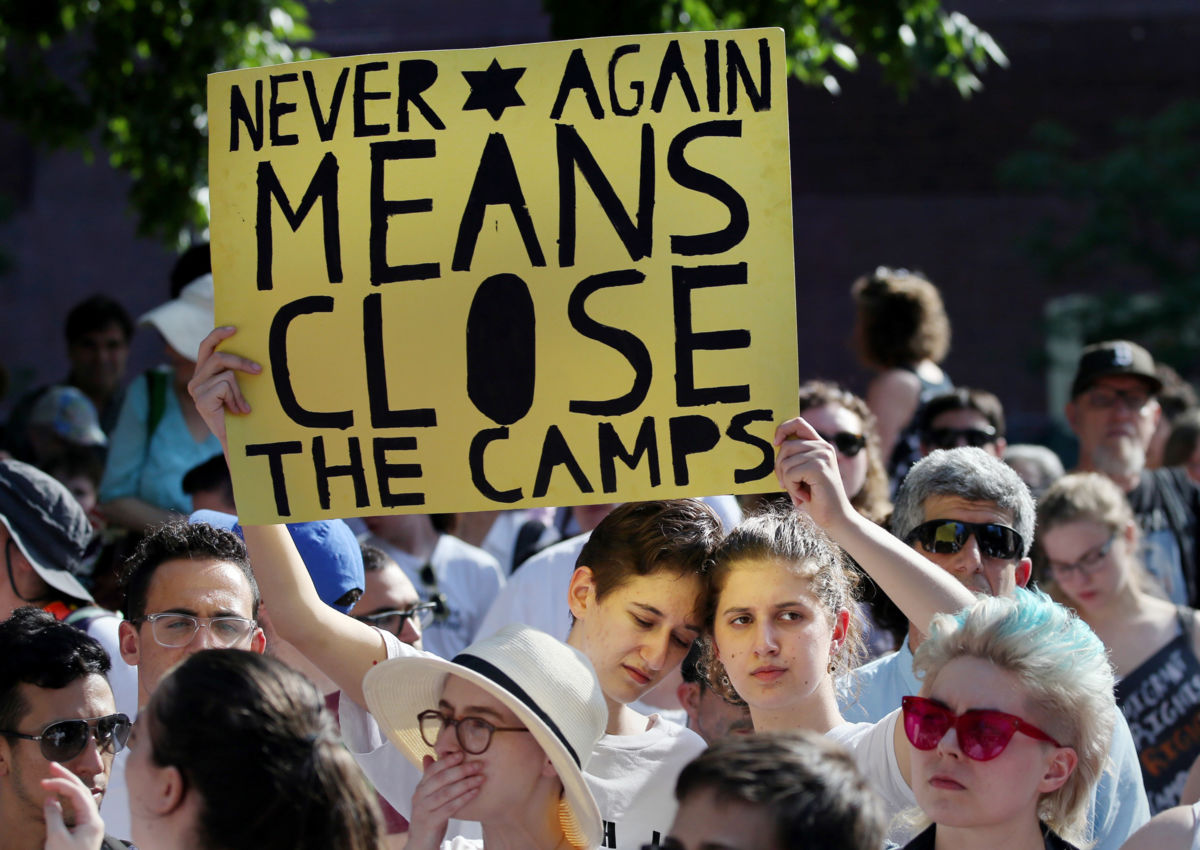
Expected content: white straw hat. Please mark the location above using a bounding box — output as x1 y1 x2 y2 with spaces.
363 625 607 848
138 274 214 361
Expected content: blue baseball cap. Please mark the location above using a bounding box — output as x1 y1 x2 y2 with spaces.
189 510 364 613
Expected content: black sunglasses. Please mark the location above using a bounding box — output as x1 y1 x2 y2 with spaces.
906 520 1023 561
0 713 131 762
816 430 867 458
923 426 998 450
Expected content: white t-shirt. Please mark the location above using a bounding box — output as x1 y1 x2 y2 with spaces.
101 747 132 841
82 614 138 720
340 628 705 850
367 533 505 659
442 838 482 850
478 509 543 575
84 614 138 845
588 715 707 849
825 709 914 824
476 533 590 643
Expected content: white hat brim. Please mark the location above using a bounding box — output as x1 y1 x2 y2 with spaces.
138 274 214 361
364 653 602 848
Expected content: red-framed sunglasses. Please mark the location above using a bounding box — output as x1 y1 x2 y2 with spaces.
901 696 1062 761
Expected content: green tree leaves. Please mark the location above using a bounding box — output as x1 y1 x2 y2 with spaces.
0 0 321 244
543 0 1007 98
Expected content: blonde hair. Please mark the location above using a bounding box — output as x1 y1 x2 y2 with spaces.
913 590 1115 845
1033 472 1158 598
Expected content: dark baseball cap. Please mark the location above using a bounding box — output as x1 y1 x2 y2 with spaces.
1070 340 1163 399
0 460 97 602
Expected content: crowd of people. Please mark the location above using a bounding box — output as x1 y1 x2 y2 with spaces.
3 261 1200 849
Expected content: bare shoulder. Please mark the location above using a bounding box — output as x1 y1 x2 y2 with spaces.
867 370 921 427
1119 804 1198 850
869 368 921 400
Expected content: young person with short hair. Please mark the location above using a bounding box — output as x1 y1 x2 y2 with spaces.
658 729 886 850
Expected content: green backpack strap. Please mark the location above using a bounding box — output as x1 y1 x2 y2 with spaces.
145 368 171 440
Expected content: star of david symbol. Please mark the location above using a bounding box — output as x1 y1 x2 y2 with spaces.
462 59 527 121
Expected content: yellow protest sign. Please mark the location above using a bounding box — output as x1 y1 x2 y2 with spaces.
208 28 797 523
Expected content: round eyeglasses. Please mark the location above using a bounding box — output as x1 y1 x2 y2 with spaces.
417 709 529 755
1046 536 1116 581
134 613 257 648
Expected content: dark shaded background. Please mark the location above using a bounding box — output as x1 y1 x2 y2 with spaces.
2 0 1196 447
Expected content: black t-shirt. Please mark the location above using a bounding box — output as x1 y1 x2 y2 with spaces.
1127 466 1200 607
901 822 1079 850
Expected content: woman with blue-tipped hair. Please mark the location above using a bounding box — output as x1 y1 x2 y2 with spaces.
900 589 1116 848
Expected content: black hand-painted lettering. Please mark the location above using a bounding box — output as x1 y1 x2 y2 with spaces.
550 48 603 120
650 40 700 113
704 40 720 112
726 38 772 113
668 415 720 486
598 418 660 492
726 409 775 483
312 436 369 510
469 427 523 503
672 263 751 406
374 436 426 507
229 80 264 152
369 140 440 284
465 274 536 426
353 61 391 137
268 296 354 429
363 293 439 428
667 121 748 256
256 152 342 290
397 59 445 131
532 426 594 498
556 123 654 267
245 441 303 516
268 72 300 146
452 133 545 272
567 270 651 416
608 45 643 116
302 67 350 142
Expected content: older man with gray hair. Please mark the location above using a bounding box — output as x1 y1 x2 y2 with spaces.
837 447 1149 850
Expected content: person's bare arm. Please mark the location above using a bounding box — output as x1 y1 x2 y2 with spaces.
98 497 177 534
1181 747 1200 806
1117 805 1197 850
774 416 975 634
241 523 388 707
188 326 387 708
